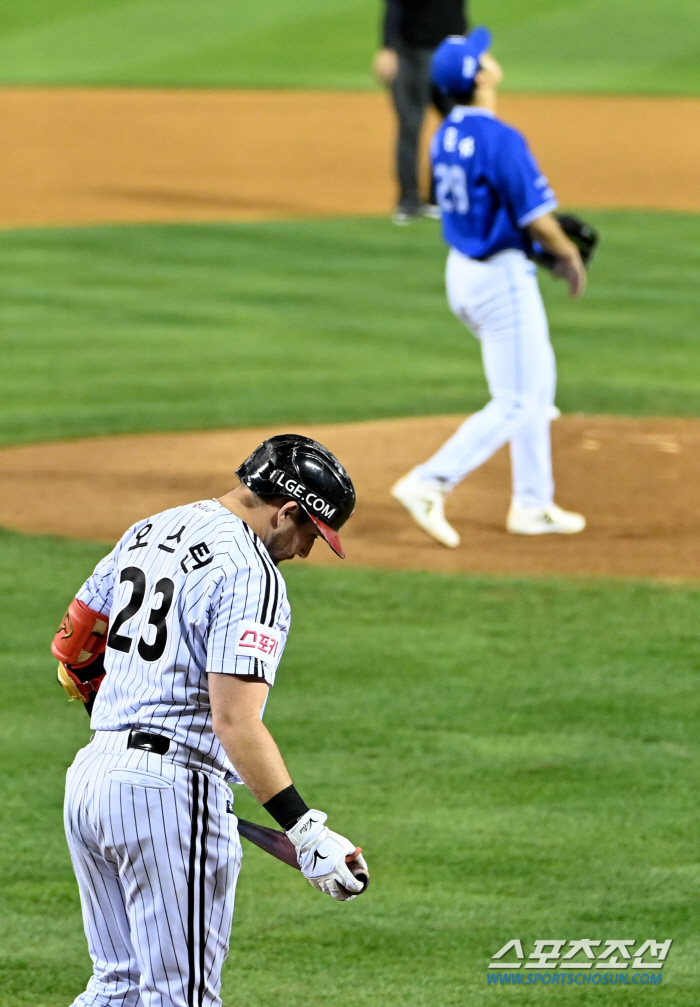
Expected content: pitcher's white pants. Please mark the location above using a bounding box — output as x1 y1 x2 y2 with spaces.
413 248 556 509
64 731 241 1007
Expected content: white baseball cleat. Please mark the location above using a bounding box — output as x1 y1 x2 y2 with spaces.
391 473 460 548
506 503 586 535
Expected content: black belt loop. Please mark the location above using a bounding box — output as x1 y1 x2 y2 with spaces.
127 729 171 755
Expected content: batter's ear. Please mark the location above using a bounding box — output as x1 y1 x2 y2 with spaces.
277 499 306 524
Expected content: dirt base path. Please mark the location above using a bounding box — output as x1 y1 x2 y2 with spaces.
2 415 700 579
1 89 699 229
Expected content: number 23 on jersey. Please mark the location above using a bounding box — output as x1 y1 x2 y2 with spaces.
107 567 175 663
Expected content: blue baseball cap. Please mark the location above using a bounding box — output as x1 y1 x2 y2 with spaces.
431 27 492 95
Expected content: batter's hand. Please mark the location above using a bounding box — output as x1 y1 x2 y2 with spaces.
286 810 368 901
553 251 586 298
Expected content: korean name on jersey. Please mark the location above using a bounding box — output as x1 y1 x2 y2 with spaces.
76 500 291 781
430 107 558 261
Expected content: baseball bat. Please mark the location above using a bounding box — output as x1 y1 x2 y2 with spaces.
236 818 370 896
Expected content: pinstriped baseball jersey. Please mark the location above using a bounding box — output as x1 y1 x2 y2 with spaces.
76 499 290 778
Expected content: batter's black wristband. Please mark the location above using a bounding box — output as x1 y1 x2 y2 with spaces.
263 785 310 831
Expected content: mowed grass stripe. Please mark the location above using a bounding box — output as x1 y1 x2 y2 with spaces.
1 212 700 448
1 527 699 1005
0 0 699 94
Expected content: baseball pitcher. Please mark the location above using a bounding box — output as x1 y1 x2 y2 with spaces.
392 28 598 546
52 435 368 1007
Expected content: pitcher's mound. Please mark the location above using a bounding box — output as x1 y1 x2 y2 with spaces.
1 414 700 580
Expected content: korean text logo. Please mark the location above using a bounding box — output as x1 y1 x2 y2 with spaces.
487 939 672 986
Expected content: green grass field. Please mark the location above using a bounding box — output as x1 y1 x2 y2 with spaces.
1 528 699 1005
1 201 700 1003
0 0 698 93
1 0 699 1002
2 211 700 448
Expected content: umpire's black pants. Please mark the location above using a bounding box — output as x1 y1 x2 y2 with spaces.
391 42 454 212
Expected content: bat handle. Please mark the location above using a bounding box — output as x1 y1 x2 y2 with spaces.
345 846 362 864
339 847 369 897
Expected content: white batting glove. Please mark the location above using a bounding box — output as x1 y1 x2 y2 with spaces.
286 810 368 901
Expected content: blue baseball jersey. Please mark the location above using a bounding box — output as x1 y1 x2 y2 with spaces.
430 106 558 260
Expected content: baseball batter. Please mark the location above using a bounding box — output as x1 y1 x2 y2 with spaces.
52 435 368 1007
392 28 588 547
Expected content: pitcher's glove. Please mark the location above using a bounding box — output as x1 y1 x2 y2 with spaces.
286 810 368 901
531 213 600 271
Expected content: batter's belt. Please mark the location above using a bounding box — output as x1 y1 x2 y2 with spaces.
90 729 229 779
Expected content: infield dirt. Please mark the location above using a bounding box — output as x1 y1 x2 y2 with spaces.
2 415 700 580
1 89 699 228
3 89 698 579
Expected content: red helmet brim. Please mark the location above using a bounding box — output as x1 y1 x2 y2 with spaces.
309 514 345 559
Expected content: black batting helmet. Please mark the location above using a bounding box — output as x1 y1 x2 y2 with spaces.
236 435 356 558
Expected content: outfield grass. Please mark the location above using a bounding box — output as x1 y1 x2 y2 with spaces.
1 212 699 448
1 526 699 1005
0 0 698 93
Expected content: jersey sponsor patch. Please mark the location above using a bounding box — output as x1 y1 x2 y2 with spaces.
233 620 283 670
191 500 219 513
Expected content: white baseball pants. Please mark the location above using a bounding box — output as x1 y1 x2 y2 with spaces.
64 731 241 1007
413 247 557 509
